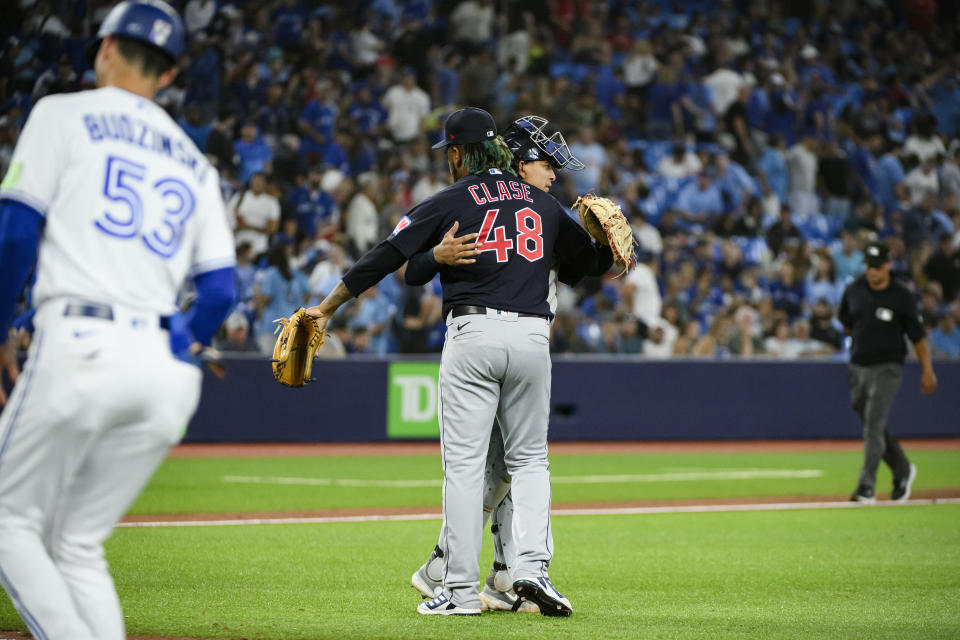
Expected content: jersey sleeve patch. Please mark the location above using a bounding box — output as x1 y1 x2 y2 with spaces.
391 215 412 236
0 162 23 189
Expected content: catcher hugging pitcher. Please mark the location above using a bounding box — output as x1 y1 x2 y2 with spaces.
275 108 637 616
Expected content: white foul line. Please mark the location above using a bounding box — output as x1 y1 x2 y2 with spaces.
219 468 825 489
117 498 960 528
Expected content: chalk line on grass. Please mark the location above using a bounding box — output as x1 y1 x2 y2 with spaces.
219 468 825 489
117 498 960 528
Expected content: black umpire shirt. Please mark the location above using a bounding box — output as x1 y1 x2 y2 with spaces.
838 275 925 366
383 169 597 318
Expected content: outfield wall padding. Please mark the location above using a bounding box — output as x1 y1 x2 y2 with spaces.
182 358 960 442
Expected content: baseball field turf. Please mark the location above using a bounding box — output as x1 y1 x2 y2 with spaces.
1 443 958 639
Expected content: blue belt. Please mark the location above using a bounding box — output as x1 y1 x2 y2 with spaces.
64 302 171 330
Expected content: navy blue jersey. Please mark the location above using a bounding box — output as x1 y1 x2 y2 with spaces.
387 169 593 317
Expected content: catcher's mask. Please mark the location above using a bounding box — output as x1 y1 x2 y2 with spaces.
503 115 586 171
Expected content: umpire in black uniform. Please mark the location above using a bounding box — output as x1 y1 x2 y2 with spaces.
838 240 938 504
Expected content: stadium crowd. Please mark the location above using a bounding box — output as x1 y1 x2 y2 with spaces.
2 0 960 359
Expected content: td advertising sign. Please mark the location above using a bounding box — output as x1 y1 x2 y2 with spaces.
387 362 441 438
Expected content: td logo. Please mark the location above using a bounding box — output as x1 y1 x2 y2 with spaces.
387 363 440 438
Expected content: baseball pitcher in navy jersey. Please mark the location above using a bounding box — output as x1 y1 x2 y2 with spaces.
404 115 610 613
306 107 604 616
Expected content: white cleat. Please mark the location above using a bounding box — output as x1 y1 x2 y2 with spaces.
417 592 481 616
411 567 442 599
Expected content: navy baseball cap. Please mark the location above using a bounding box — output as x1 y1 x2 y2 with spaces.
864 240 890 267
432 107 497 150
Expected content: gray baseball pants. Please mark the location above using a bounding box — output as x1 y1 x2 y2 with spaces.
848 363 911 491
438 312 553 609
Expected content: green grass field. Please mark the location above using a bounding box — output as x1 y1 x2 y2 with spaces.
1 447 959 639
131 449 960 513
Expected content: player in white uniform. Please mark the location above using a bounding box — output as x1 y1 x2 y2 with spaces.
0 3 236 638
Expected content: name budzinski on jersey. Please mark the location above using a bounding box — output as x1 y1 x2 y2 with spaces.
83 112 210 183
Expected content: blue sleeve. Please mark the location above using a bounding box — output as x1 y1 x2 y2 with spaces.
0 200 43 343
405 249 440 285
259 269 280 301
300 100 317 123
187 267 236 345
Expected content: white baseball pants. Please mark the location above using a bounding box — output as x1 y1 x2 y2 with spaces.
0 301 201 639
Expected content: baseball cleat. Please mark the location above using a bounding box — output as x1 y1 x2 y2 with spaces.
411 567 442 599
849 486 876 504
417 593 481 616
892 464 917 501
480 585 537 612
513 576 572 617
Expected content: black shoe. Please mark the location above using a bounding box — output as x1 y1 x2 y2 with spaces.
849 486 876 504
891 464 917 501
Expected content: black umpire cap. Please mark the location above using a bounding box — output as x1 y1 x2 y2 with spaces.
864 240 890 267
432 107 497 149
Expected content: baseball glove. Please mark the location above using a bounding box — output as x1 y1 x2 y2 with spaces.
271 307 324 387
572 194 639 275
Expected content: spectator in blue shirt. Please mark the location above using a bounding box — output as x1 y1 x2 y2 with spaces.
287 169 338 240
713 151 758 213
230 64 267 116
272 0 308 50
299 86 337 166
434 51 460 107
832 229 865 281
351 286 393 355
847 133 881 201
321 130 351 175
178 104 212 152
647 67 681 139
929 308 960 359
806 252 844 308
183 37 221 109
234 242 258 309
673 170 725 231
799 46 835 87
346 84 387 136
764 78 798 146
756 134 788 203
928 76 960 139
903 194 954 253
676 73 716 143
747 81 770 130
769 261 805 319
234 121 273 184
254 243 310 353
257 82 295 145
874 138 906 212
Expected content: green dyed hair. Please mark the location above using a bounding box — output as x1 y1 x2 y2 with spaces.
460 136 515 176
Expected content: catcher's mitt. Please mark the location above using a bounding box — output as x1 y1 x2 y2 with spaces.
271 307 324 387
572 194 639 275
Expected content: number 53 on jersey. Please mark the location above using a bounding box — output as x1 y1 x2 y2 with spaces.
95 154 195 259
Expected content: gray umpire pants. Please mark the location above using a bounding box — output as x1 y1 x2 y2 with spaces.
438 311 554 609
848 363 911 491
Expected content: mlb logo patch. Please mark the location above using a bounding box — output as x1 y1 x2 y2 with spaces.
151 19 172 46
391 216 412 236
